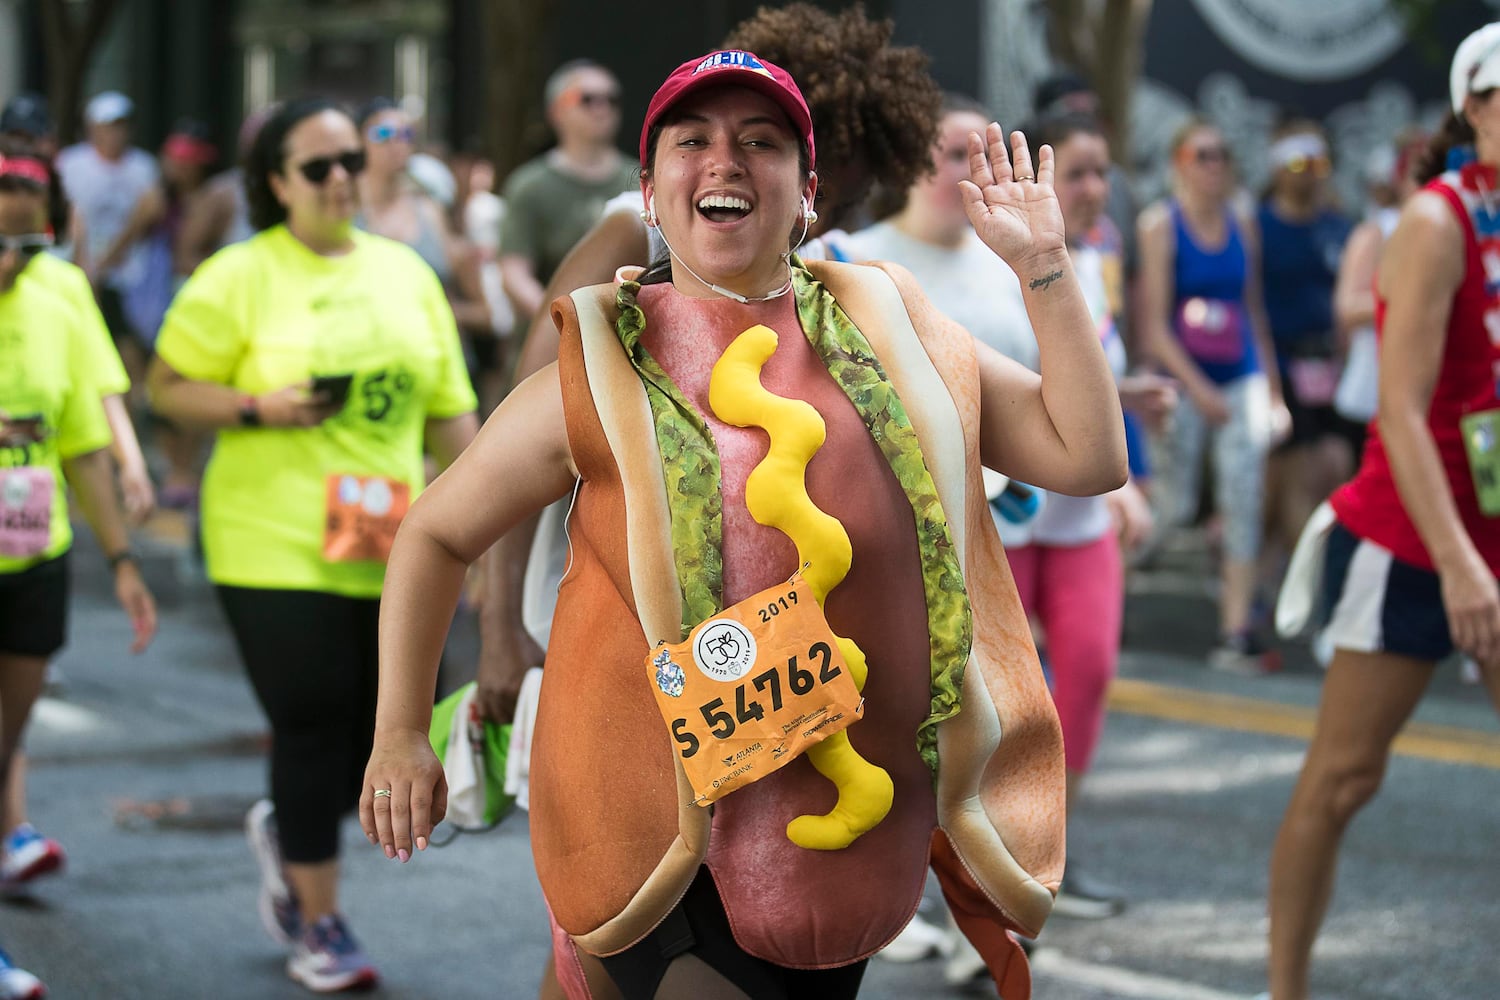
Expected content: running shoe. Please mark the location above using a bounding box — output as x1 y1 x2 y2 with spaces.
878 911 948 962
942 921 988 987
0 947 44 1000
286 914 378 993
0 825 64 887
1053 866 1126 919
1208 632 1281 675
245 799 302 945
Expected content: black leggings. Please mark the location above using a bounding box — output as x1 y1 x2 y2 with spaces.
599 867 869 1000
217 585 380 863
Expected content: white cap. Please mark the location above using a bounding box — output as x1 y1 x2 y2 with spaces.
84 90 133 125
1452 23 1500 116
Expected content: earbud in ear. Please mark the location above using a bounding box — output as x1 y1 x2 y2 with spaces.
641 195 657 227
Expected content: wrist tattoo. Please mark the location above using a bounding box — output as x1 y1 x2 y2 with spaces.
1028 270 1064 292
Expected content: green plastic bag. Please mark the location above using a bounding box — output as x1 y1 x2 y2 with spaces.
428 682 514 829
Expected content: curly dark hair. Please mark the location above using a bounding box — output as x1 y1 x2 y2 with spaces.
244 97 351 232
723 3 943 228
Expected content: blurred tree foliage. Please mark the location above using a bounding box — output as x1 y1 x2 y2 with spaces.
1044 0 1154 169
477 0 558 178
1388 0 1452 63
39 0 122 145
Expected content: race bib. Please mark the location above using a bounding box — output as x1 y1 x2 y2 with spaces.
646 572 864 807
1461 410 1500 517
1176 297 1246 366
1289 357 1340 408
0 467 56 558
322 473 410 563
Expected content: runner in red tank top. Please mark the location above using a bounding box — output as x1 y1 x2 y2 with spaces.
1267 23 1500 1000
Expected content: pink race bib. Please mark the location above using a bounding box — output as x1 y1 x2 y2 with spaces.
1289 357 1340 407
1176 297 1246 365
0 468 56 558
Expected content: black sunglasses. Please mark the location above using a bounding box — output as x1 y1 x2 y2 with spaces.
293 149 367 184
577 91 621 109
0 233 53 258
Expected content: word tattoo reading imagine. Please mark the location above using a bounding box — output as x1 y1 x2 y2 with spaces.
1028 270 1064 292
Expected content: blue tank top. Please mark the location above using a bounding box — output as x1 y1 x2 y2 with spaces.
1257 203 1351 356
1171 201 1258 384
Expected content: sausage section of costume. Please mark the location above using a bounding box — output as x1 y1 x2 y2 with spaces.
707 323 894 850
533 260 1064 997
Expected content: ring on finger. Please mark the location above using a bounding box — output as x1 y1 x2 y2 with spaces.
373 788 392 799
1016 173 1035 182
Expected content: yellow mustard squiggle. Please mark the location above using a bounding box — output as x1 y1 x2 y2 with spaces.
708 324 894 851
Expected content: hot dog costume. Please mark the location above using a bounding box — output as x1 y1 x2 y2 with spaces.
532 255 1065 998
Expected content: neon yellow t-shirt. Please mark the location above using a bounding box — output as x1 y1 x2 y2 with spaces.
22 253 131 397
155 225 477 597
0 277 113 574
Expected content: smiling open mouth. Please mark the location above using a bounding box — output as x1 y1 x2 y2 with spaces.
698 194 752 223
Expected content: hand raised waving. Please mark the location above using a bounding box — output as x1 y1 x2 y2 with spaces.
959 123 1068 271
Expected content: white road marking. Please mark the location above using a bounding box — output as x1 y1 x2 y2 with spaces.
1032 949 1253 1000
31 696 111 735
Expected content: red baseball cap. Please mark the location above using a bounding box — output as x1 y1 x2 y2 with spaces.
163 133 218 166
639 50 814 169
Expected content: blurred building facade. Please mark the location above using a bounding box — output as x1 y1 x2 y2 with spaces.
2 0 1495 204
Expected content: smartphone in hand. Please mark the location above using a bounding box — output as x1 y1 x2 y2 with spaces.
310 373 354 409
0 413 45 445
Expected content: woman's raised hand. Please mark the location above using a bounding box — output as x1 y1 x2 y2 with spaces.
959 123 1067 270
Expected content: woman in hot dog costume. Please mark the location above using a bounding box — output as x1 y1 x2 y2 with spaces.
363 52 1126 999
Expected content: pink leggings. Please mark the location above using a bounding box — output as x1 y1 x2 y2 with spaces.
1005 532 1122 775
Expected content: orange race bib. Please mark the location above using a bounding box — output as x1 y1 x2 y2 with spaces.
322 473 410 563
646 572 864 806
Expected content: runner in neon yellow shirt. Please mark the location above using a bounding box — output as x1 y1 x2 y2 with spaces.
0 153 157 998
20 251 155 522
154 221 476 597
147 99 478 994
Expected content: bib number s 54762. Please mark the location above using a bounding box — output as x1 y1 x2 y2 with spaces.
646 573 863 806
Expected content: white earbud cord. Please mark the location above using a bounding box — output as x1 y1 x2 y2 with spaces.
650 205 812 304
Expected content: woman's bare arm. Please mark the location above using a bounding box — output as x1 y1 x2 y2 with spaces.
1236 207 1284 406
423 412 480 470
1376 191 1499 665
376 367 575 740
1333 219 1382 350
471 207 651 722
1136 204 1220 408
364 366 575 857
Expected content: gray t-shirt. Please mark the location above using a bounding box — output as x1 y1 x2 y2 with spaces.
55 143 159 290
498 153 639 284
844 222 1125 547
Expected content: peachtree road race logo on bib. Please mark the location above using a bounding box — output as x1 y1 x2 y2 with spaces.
1 473 32 509
692 619 758 681
338 475 394 516
1189 0 1405 82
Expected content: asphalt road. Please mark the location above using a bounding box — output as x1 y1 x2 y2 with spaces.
5 527 1497 999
